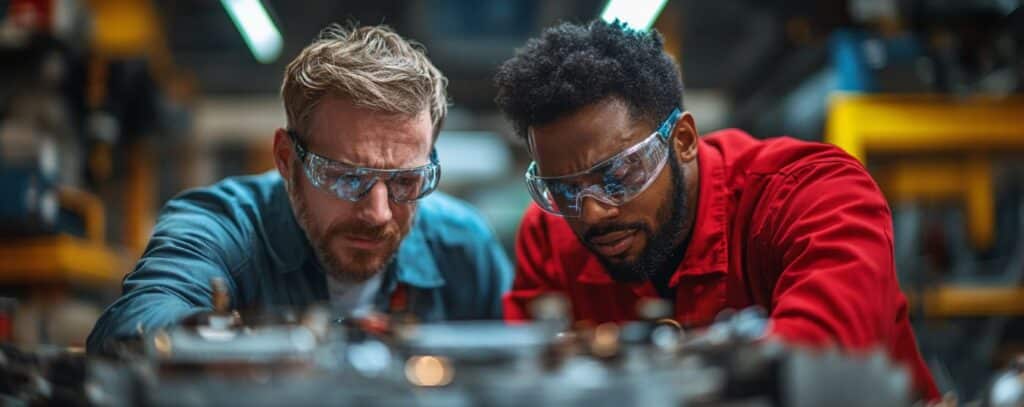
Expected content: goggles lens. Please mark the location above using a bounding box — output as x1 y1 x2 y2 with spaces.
524 108 680 217
290 131 440 203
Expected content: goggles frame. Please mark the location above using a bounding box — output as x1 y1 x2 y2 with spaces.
524 108 682 217
288 130 441 203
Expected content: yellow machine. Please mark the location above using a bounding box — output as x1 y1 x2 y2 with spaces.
826 93 1024 318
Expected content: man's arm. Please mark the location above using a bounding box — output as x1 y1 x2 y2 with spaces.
763 161 898 346
759 159 939 399
86 192 245 354
503 204 563 321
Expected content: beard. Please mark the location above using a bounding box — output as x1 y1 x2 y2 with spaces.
580 156 690 283
288 164 406 284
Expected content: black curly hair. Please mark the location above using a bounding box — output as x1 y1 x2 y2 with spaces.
494 19 684 141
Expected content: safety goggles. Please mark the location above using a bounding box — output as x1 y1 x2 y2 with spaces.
524 108 681 217
289 131 440 203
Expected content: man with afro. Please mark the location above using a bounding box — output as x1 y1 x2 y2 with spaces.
495 20 939 401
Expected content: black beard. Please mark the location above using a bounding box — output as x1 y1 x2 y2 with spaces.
596 156 690 284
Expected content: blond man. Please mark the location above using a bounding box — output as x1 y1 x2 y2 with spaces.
88 25 512 353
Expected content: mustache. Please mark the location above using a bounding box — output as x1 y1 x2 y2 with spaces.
326 221 398 241
583 222 649 243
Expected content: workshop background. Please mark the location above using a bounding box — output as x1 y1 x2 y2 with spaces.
0 0 1021 400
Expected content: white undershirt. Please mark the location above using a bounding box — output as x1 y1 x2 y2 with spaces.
325 272 383 318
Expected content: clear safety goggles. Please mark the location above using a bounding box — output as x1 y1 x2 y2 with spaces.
524 108 681 217
289 131 440 203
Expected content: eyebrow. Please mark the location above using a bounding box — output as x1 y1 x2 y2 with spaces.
317 151 361 168
315 149 432 170
568 131 659 177
290 130 430 170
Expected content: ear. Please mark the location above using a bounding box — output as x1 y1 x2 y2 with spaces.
273 128 294 184
671 111 699 163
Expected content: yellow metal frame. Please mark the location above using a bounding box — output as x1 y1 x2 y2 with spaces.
826 94 1024 162
124 142 156 257
826 94 1024 250
910 285 1024 317
84 0 172 257
0 235 126 286
876 158 995 248
57 186 106 242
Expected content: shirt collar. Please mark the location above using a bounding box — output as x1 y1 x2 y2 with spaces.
575 137 730 287
267 174 445 289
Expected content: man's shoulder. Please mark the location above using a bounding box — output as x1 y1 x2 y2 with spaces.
172 171 283 208
153 170 307 274
156 171 286 243
703 129 862 177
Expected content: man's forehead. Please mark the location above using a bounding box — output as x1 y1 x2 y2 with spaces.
306 101 433 167
529 102 650 174
530 99 647 140
312 102 427 135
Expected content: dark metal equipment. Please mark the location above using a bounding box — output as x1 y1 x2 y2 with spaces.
1 300 918 406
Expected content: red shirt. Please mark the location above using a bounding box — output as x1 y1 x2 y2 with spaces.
504 129 940 401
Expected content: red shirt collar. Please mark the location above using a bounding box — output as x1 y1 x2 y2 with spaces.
576 138 730 291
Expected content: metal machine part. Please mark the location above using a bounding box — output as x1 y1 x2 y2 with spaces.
0 287 928 407
38 303 914 406
985 356 1024 407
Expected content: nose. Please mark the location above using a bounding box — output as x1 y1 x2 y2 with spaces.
578 195 619 225
355 181 393 226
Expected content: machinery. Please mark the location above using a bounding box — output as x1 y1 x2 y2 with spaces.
0 0 193 349
0 290 918 406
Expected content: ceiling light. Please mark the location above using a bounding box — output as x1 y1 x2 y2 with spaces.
220 0 283 64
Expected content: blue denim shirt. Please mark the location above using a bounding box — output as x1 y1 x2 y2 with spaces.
87 171 513 353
